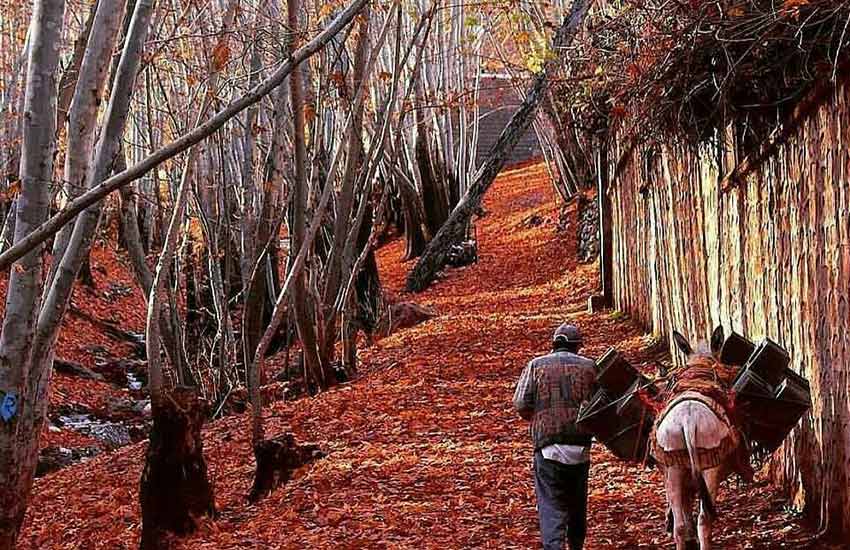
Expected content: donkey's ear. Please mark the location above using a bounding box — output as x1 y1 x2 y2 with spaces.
710 325 725 355
672 331 692 356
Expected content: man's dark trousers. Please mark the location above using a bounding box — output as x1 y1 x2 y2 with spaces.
533 450 589 550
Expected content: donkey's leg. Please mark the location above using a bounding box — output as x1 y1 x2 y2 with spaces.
697 466 723 549
665 467 696 550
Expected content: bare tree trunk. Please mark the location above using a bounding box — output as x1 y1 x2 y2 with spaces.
0 26 30 187
49 0 125 287
35 0 153 355
399 177 429 260
319 4 372 373
117 162 185 374
0 200 16 255
406 0 592 292
0 0 65 544
139 387 215 550
415 98 448 236
4 2 152 544
55 0 100 128
288 0 326 393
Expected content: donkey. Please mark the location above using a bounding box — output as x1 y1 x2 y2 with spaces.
654 325 737 550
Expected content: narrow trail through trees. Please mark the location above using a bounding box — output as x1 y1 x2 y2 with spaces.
21 164 825 549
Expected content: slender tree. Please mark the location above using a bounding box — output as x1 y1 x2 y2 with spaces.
406 0 593 292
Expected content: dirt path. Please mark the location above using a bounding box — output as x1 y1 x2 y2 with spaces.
22 163 823 549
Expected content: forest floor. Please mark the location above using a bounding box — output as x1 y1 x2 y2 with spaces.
20 163 833 549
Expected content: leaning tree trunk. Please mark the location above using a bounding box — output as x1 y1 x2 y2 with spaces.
405 0 592 292
0 0 64 544
48 0 121 288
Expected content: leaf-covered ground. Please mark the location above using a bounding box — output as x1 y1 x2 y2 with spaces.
21 163 832 548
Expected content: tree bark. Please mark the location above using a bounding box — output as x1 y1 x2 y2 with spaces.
288 0 327 393
55 0 100 128
139 387 214 550
405 0 592 292
0 0 65 544
48 0 125 287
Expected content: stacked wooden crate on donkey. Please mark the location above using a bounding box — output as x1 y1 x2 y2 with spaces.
722 332 812 454
576 348 657 461
577 334 812 462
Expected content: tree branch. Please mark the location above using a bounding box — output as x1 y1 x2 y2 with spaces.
0 0 371 272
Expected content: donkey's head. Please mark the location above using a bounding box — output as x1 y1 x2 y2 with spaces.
672 325 724 365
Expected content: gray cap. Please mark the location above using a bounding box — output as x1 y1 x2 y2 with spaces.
553 323 582 345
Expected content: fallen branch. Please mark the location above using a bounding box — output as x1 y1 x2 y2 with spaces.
53 358 105 382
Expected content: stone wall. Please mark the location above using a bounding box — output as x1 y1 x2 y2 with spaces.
576 191 599 263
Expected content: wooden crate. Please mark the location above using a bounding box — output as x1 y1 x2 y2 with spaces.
720 331 756 366
577 386 654 462
732 363 811 454
743 338 790 387
595 348 646 397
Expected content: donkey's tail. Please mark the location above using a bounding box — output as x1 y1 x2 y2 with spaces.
682 424 716 518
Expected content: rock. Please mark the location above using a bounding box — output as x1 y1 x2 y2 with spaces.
93 358 148 388
103 282 134 300
446 240 478 267
57 412 133 449
382 301 437 336
36 446 101 477
577 192 600 263
105 396 150 420
139 400 152 418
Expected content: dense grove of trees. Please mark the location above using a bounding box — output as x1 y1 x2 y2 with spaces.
0 0 586 545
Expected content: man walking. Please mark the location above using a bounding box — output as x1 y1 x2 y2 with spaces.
513 323 597 550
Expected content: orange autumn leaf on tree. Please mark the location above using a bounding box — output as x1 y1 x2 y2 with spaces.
304 103 316 122
318 3 335 18
211 42 230 72
1 180 21 201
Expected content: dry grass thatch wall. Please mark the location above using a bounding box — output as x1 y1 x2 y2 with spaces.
608 80 850 535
